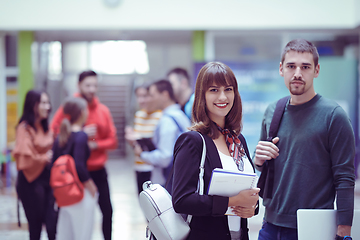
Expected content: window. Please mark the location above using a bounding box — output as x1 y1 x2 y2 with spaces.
47 41 62 80
90 40 149 75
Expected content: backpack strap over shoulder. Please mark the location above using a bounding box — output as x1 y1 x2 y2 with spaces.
257 96 290 199
163 114 185 133
267 96 290 141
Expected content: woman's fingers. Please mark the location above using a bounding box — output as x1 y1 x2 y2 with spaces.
231 206 256 218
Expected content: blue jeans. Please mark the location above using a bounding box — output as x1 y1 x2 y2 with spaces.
258 220 298 240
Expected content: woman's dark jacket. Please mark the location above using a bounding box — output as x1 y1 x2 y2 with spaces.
172 131 257 240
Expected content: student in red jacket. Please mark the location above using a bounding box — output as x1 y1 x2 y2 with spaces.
51 70 117 240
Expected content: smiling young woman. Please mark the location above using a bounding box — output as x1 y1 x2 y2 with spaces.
191 62 242 139
172 62 259 240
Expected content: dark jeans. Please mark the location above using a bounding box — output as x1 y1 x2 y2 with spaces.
90 167 113 240
258 220 298 240
136 171 152 194
16 169 58 240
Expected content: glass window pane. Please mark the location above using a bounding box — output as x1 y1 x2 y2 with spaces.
90 40 149 75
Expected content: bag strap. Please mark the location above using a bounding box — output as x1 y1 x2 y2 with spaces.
164 114 185 134
196 132 206 195
258 96 289 199
267 96 290 141
187 132 206 224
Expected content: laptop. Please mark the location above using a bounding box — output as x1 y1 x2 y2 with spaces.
297 209 360 240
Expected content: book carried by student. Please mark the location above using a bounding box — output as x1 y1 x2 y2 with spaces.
136 138 156 151
207 168 258 197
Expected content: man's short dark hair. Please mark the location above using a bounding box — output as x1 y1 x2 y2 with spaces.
281 39 319 67
152 79 176 102
167 67 190 84
134 82 151 94
79 70 97 83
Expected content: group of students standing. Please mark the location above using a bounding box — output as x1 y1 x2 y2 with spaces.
125 68 194 192
12 70 117 240
11 38 356 240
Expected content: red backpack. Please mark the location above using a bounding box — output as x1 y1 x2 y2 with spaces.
50 154 84 207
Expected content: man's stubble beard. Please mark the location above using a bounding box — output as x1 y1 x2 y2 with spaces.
289 78 306 96
289 85 305 95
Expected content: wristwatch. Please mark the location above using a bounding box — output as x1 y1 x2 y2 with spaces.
335 235 352 240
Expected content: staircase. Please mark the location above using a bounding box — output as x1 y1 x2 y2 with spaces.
97 75 133 158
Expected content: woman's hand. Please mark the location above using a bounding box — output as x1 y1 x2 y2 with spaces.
228 188 259 208
231 205 256 218
84 179 98 198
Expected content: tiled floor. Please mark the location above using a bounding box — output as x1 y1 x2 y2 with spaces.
0 158 148 240
0 158 359 240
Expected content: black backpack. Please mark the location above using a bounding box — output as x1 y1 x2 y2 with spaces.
257 96 290 199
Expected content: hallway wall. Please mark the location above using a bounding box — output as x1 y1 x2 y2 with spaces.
0 0 358 30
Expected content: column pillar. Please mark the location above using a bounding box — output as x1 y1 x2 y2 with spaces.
192 31 205 62
17 31 34 117
0 34 6 153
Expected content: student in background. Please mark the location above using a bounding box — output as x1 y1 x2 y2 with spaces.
52 97 98 240
172 62 259 240
125 84 162 194
134 80 190 189
167 67 194 120
12 90 57 240
51 70 117 240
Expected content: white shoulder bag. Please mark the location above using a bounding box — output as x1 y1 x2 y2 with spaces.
139 132 206 240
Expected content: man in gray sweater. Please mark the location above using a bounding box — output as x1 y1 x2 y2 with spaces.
254 39 355 240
